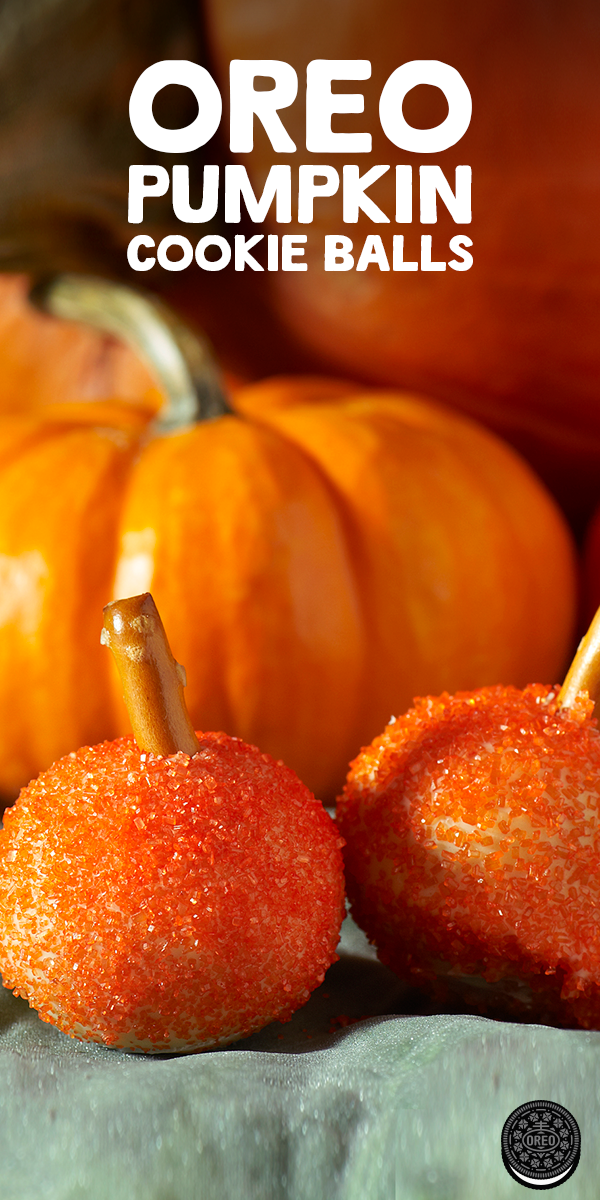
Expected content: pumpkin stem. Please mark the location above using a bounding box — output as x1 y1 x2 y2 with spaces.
30 274 231 432
557 606 600 713
101 593 200 757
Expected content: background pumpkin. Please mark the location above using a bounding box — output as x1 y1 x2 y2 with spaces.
0 0 322 390
203 0 600 526
0 276 158 416
0 278 576 803
0 0 205 279
0 1 597 526
582 511 600 626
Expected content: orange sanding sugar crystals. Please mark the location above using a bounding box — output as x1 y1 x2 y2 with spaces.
337 684 600 1028
0 732 345 1052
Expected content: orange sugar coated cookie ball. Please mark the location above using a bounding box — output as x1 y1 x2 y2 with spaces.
0 732 345 1052
337 683 600 1028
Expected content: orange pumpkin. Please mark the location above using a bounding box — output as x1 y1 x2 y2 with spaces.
203 0 600 523
583 511 600 625
0 275 160 415
0 277 576 801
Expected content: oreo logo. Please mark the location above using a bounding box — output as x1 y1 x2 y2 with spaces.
501 1101 580 1189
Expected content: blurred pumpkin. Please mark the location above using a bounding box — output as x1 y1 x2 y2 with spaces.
0 277 576 802
0 0 597 522
583 511 600 626
0 0 320 389
0 276 159 415
0 0 206 279
204 0 600 525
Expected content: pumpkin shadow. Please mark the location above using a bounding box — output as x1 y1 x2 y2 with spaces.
0 984 30 1037
229 950 414 1055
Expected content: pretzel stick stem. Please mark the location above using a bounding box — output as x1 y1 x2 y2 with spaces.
558 606 600 714
101 593 199 756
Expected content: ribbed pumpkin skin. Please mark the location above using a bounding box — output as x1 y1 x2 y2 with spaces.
0 378 576 800
204 0 600 521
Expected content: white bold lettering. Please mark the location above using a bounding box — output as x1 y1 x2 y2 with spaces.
267 234 279 270
127 235 156 271
229 60 297 152
281 235 307 270
172 165 219 223
420 166 471 223
298 165 339 223
129 61 222 153
392 235 418 270
157 236 193 271
420 234 446 270
448 235 473 270
234 234 264 271
306 60 371 153
128 166 169 224
395 166 413 223
356 235 390 271
324 236 354 271
225 165 292 223
379 61 472 153
195 236 232 271
343 165 390 223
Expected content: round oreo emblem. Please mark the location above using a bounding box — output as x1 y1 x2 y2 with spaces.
501 1101 580 1189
